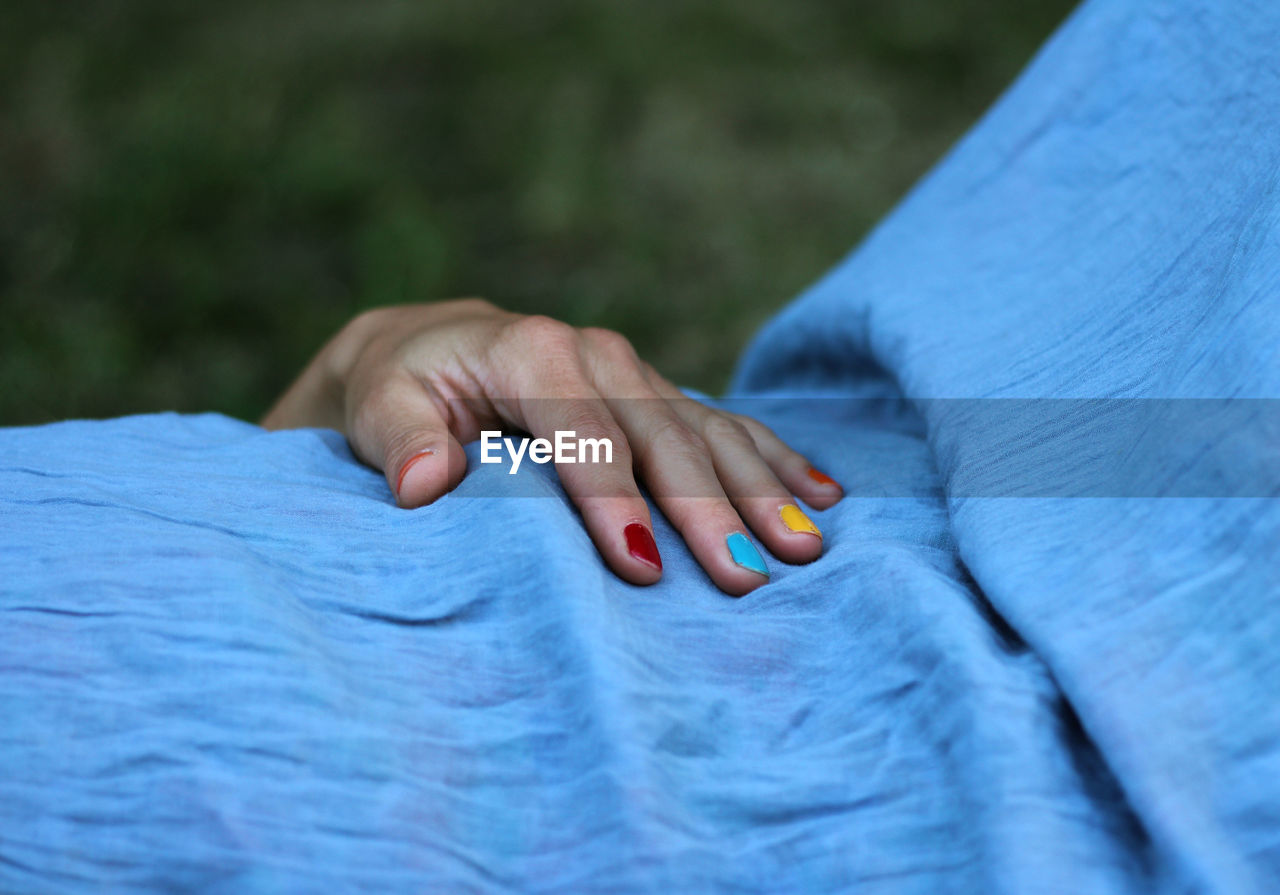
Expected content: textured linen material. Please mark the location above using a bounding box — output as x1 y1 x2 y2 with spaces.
735 0 1280 890
3 0 1279 891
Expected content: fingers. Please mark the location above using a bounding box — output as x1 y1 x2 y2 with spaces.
730 413 844 511
640 364 842 506
638 363 842 545
337 308 841 597
529 401 663 588
650 397 826 567
496 319 663 586
613 403 778 596
691 411 826 566
345 371 468 508
583 334 772 596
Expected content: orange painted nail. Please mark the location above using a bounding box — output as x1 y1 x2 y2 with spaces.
779 504 822 538
395 450 435 497
806 467 839 488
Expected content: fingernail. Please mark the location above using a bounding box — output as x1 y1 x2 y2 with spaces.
806 467 840 488
624 523 662 571
726 532 769 578
395 450 435 497
779 504 821 538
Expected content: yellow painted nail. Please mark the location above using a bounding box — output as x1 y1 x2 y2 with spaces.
779 504 821 538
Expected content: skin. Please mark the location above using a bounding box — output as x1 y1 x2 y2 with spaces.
261 300 843 596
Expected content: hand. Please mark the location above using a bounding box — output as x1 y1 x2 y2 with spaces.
261 300 843 596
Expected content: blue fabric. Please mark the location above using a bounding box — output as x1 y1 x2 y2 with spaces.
3 0 1279 890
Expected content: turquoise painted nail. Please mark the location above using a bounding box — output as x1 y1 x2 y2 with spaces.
726 532 769 577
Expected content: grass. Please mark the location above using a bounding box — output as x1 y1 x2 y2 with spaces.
0 0 1076 425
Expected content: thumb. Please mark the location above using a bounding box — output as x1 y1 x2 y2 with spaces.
347 373 468 508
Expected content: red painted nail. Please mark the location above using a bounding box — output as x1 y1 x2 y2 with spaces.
624 523 662 571
395 450 435 497
806 467 840 488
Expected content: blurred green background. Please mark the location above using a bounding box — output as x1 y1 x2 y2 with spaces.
0 0 1075 425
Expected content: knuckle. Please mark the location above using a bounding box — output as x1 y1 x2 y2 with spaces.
447 296 505 320
702 413 752 445
582 327 635 360
507 314 578 352
731 412 771 437
646 416 708 461
349 306 387 329
341 306 393 349
562 403 618 439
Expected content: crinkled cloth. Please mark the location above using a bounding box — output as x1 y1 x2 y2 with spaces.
3 0 1279 891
